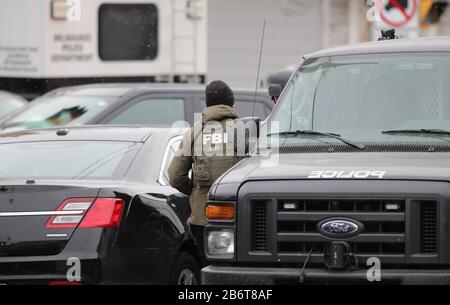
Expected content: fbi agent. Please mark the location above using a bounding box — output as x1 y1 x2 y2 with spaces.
168 80 242 264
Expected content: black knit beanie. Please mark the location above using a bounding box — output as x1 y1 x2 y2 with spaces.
205 80 234 107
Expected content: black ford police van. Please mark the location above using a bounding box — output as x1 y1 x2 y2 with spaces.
202 36 450 285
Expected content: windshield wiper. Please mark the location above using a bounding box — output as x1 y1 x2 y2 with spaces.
382 129 450 136
268 130 366 150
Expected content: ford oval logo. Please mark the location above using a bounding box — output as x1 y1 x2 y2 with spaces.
318 218 363 238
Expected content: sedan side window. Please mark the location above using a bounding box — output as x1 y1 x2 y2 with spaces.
196 98 271 120
234 101 270 119
159 137 183 186
108 98 186 126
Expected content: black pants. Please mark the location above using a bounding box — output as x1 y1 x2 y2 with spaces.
190 224 207 267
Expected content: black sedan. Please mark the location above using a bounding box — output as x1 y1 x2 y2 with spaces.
0 125 199 285
0 83 272 133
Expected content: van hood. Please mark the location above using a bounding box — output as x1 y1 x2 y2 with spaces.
210 152 450 200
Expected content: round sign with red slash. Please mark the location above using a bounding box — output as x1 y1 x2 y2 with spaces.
376 0 418 28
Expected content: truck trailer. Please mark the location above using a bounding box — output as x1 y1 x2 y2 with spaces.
0 0 207 99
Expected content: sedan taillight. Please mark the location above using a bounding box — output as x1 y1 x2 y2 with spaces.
79 198 124 228
45 198 124 229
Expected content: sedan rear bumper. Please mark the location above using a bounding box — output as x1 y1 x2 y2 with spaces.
0 258 100 285
0 274 77 285
202 265 450 285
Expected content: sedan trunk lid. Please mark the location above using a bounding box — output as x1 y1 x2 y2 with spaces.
0 184 100 257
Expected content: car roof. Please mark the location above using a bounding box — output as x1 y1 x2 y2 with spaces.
0 125 186 144
0 91 28 103
305 36 450 59
48 83 269 99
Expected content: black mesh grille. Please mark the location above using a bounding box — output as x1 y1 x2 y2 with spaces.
251 201 268 251
277 143 450 153
420 201 438 254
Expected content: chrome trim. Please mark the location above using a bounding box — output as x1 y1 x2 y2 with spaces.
46 234 68 238
158 135 184 186
0 211 84 217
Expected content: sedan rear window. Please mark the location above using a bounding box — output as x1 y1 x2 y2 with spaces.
0 141 140 180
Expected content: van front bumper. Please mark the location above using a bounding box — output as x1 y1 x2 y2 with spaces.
202 265 450 285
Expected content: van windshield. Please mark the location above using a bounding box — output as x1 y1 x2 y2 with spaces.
269 53 450 147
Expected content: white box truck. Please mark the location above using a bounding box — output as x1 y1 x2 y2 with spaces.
0 0 207 99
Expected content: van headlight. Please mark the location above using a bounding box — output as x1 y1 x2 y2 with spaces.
207 230 234 258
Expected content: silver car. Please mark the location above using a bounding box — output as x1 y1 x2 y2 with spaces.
0 91 27 121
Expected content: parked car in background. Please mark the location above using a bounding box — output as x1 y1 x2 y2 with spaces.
0 91 27 121
0 84 272 133
0 125 200 285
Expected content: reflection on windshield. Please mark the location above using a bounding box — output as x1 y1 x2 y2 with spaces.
1 96 114 132
45 106 88 126
269 53 450 146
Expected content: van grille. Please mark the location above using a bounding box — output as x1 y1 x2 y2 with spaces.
275 199 406 256
241 180 445 266
247 198 443 265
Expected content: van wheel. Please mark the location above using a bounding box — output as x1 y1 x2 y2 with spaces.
170 252 200 285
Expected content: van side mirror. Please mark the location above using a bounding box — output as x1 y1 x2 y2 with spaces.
268 84 283 98
234 117 261 156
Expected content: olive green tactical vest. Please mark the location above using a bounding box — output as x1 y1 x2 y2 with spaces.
192 118 242 187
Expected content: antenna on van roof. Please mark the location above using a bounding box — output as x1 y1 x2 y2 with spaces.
378 29 398 41
251 19 267 119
